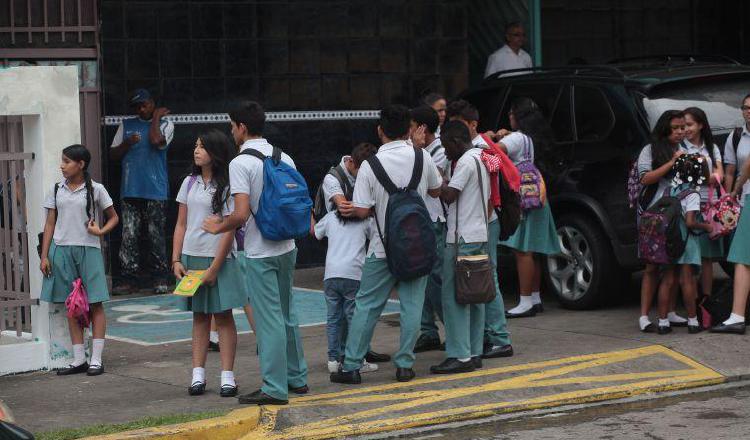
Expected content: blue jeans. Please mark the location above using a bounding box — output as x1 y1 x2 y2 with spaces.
323 277 359 361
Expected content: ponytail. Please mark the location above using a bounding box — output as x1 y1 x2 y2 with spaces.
83 171 94 221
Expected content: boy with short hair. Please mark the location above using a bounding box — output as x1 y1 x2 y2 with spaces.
447 100 513 360
203 101 307 405
330 105 442 384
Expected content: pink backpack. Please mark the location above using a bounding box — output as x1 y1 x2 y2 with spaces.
702 175 741 237
65 278 90 327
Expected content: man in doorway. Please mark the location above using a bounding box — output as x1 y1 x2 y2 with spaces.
110 89 174 293
484 22 533 78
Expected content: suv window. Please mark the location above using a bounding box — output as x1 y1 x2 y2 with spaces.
573 85 615 142
550 86 574 143
497 82 562 129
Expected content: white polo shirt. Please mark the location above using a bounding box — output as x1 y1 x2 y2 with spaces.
484 45 533 78
229 138 297 259
724 126 750 205
425 138 448 223
472 135 498 223
446 148 490 244
43 180 114 249
321 156 356 209
314 212 374 281
352 140 442 258
176 175 235 258
683 139 722 202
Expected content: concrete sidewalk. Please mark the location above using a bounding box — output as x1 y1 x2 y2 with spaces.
0 268 746 439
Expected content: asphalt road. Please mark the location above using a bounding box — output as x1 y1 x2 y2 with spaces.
428 385 750 440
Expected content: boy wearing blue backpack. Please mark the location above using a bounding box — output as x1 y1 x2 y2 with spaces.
203 102 310 405
330 105 442 384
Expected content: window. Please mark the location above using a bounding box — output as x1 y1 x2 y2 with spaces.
573 85 614 142
497 82 562 130
550 86 574 143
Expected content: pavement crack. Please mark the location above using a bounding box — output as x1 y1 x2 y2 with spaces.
104 371 185 389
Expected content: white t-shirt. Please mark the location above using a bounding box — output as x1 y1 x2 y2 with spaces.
425 138 448 223
724 126 750 205
446 148 490 244
314 212 374 281
321 156 356 210
500 131 534 164
683 140 722 202
43 180 113 248
676 189 701 216
352 140 442 258
176 175 235 258
484 45 533 78
229 138 297 259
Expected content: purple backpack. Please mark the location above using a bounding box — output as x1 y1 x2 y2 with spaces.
187 175 245 251
516 135 544 211
637 187 692 264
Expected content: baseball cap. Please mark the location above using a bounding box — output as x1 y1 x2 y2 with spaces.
129 89 152 105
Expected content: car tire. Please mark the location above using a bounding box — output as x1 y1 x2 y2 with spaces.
544 214 617 310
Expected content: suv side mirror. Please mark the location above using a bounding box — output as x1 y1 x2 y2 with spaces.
0 420 34 440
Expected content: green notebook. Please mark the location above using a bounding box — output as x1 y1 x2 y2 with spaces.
173 270 206 296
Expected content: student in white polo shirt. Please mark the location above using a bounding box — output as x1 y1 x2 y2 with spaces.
410 106 449 353
40 145 119 377
330 105 442 384
447 100 513 360
431 120 491 374
202 102 307 405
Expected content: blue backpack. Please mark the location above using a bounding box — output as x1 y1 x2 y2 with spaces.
239 147 313 241
367 148 437 281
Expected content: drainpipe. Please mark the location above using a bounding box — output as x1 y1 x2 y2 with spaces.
530 0 542 66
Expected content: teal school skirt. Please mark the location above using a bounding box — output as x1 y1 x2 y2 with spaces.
181 254 248 314
40 243 109 304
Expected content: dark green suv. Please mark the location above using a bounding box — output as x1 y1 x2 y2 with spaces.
463 56 750 309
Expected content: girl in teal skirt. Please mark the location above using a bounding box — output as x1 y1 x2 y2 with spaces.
172 130 248 397
40 145 119 376
495 98 561 318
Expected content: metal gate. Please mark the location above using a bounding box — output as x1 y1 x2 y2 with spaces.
0 116 35 336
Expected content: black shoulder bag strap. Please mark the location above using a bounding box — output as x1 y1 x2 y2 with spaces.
408 147 424 191
367 156 398 195
332 165 353 199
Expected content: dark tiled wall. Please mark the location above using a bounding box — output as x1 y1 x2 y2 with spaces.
101 0 469 271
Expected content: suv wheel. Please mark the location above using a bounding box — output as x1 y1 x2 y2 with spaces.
545 214 615 309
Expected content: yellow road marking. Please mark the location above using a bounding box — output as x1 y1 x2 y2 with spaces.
240 345 724 440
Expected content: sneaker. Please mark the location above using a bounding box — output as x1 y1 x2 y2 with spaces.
360 361 378 373
327 360 340 374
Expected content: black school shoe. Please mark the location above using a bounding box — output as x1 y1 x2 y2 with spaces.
413 334 442 353
56 362 89 376
396 367 416 382
86 364 104 376
220 384 238 397
188 381 206 396
365 350 391 363
237 389 288 405
288 384 309 395
687 325 703 334
533 303 544 313
505 308 536 319
482 344 514 359
471 356 483 369
657 325 672 335
208 341 220 352
710 322 746 334
330 369 362 384
430 358 475 375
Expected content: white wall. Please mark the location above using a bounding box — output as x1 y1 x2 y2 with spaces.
0 65 82 373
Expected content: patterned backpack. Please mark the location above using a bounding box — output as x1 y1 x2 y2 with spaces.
637 187 692 264
516 135 545 211
702 177 741 237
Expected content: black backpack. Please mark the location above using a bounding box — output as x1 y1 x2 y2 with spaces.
496 168 521 241
367 148 437 281
724 126 742 160
313 165 352 221
637 188 692 264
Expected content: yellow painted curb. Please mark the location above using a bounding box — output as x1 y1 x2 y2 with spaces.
85 406 261 440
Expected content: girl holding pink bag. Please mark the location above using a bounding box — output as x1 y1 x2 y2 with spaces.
39 145 119 376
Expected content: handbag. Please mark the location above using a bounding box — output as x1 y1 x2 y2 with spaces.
454 156 496 305
702 174 741 238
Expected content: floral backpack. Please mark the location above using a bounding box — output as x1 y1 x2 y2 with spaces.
702 175 741 237
516 135 545 211
65 278 90 328
637 187 693 264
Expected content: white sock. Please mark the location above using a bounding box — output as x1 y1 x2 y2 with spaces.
90 339 105 367
723 313 745 325
220 370 236 387
192 367 205 385
658 318 670 327
639 316 652 331
71 344 86 367
531 291 541 305
209 331 219 344
668 312 687 324
687 316 699 327
508 295 534 314
457 357 471 362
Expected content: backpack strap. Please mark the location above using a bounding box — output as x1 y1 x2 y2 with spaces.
186 174 198 194
332 165 353 200
367 156 399 195
238 148 267 162
407 147 424 191
53 182 59 207
733 127 742 154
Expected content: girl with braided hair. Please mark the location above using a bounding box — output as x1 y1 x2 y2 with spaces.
40 144 119 376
